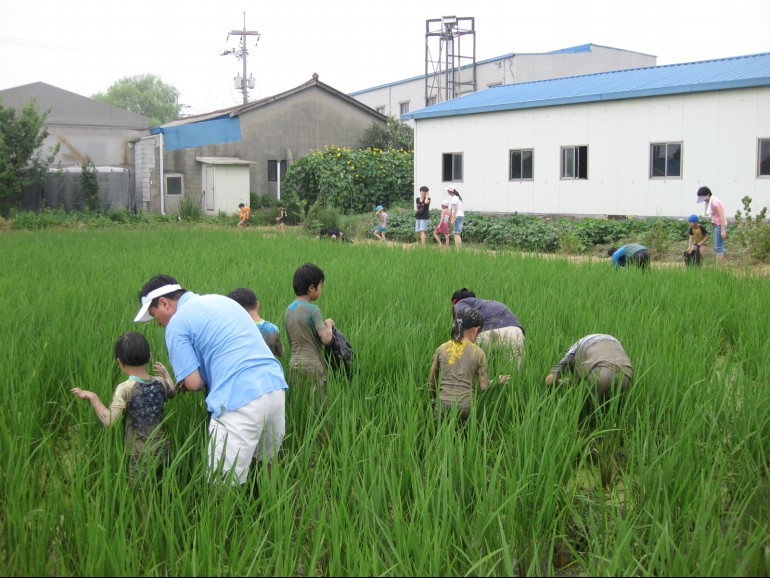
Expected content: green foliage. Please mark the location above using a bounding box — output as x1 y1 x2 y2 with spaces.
91 74 181 127
177 198 202 221
0 99 60 217
81 158 100 212
282 146 414 216
304 202 343 233
358 116 414 151
250 192 275 209
641 217 672 259
733 195 770 261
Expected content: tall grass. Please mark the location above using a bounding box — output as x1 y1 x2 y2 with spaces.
1 228 768 575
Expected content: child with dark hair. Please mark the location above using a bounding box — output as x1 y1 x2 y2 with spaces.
428 308 499 421
684 214 710 266
451 288 526 372
71 331 176 483
237 203 250 229
608 244 649 270
285 263 335 397
275 203 288 235
227 287 285 358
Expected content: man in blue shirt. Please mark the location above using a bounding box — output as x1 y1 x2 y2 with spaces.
134 274 288 486
608 244 649 270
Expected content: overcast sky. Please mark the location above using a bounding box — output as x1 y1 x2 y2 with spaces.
2 0 768 116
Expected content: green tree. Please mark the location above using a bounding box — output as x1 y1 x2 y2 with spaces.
0 98 60 217
359 116 414 151
92 74 181 126
81 158 100 212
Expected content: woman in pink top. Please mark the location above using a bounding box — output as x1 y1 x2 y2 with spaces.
696 186 727 263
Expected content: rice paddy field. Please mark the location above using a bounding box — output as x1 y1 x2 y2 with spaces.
1 226 769 576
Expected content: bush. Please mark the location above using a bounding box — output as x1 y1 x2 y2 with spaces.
733 196 770 262
178 198 202 222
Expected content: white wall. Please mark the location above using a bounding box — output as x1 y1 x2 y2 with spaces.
413 87 770 218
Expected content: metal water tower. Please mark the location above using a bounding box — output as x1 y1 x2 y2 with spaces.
425 16 476 107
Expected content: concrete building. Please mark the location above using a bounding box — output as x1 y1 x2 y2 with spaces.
0 82 150 210
350 44 656 120
402 52 770 219
135 74 385 214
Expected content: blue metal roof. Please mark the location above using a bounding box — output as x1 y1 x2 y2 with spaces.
402 52 770 121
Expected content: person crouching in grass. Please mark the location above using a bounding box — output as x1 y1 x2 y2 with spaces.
428 308 508 423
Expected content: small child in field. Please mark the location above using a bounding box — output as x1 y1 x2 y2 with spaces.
275 203 288 235
373 205 388 241
428 308 505 422
433 200 451 246
71 332 176 483
685 214 710 266
227 287 285 358
237 203 250 229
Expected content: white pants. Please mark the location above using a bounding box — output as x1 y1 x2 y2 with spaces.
476 326 525 370
208 388 286 485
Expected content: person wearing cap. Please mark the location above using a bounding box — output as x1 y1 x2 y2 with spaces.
684 214 710 267
433 199 451 246
446 185 465 249
134 274 288 486
607 244 649 270
696 186 727 264
545 334 633 423
451 289 525 372
414 186 431 246
373 205 388 241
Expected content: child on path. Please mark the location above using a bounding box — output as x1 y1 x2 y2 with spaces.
428 308 507 422
284 263 335 399
237 203 250 229
433 200 451 246
685 214 710 266
71 331 176 483
227 287 285 358
275 203 288 235
373 205 388 241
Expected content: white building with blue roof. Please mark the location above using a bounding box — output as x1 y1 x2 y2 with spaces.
402 52 770 219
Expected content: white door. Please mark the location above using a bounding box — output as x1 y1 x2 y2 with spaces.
204 165 215 212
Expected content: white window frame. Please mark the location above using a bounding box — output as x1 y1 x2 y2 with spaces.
165 173 184 195
399 101 410 115
650 142 683 179
560 145 588 180
509 149 534 181
442 152 463 182
758 138 770 177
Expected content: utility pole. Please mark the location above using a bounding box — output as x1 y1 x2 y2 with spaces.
222 12 260 104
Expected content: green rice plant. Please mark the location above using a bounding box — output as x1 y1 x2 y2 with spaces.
0 227 768 576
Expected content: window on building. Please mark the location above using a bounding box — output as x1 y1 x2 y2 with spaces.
442 153 463 182
375 106 385 114
165 174 183 195
399 101 410 115
561 146 588 180
510 149 534 180
268 160 287 182
426 96 437 107
758 139 770 177
650 143 682 178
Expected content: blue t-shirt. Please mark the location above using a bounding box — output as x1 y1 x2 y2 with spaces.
165 292 288 418
611 244 646 268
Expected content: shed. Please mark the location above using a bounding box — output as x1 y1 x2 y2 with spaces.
196 157 254 216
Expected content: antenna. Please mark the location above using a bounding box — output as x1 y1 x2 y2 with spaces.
221 12 261 104
425 16 476 107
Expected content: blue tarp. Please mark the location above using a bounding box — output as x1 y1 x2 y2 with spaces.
151 116 242 151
